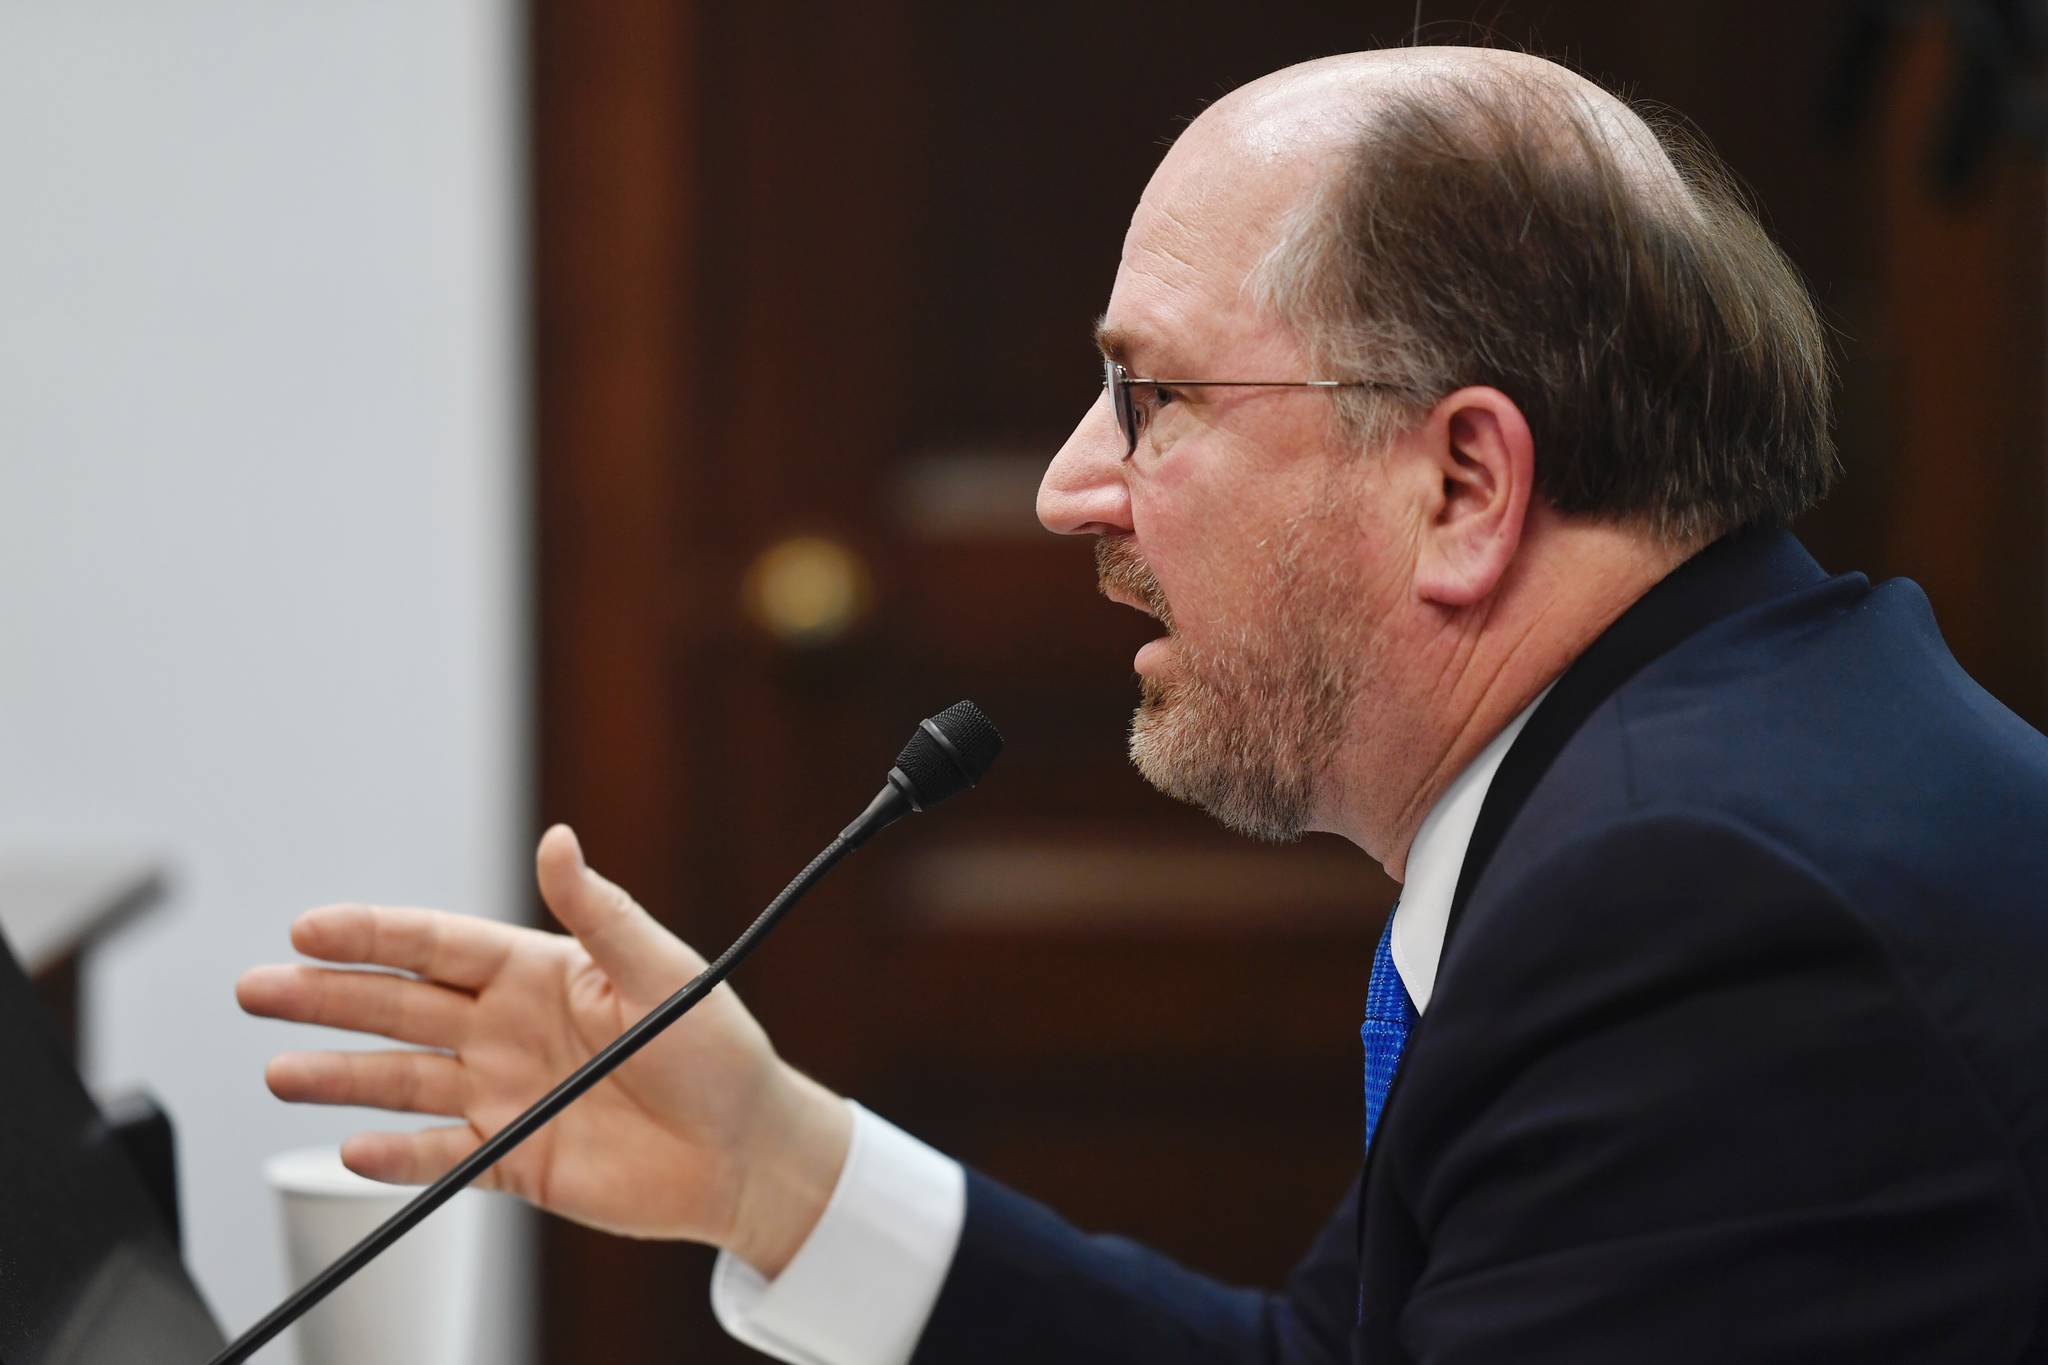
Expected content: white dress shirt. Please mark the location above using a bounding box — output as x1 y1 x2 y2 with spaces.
713 689 1551 1364
712 1104 965 1365
1389 684 1550 1012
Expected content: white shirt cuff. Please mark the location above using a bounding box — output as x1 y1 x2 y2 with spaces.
710 1099 966 1365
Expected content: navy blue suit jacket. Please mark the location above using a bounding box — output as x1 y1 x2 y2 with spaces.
908 529 2048 1363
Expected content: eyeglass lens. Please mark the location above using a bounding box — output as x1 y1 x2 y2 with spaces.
1103 358 1136 457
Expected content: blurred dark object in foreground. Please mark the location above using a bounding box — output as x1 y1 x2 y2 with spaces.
0 924 223 1362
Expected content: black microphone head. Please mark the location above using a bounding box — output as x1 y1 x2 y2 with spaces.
889 700 1003 809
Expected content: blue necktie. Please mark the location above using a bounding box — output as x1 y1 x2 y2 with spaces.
1362 912 1417 1154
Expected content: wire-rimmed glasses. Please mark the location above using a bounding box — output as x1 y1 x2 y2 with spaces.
1102 357 1414 460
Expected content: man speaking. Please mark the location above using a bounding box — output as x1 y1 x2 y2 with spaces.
237 47 2048 1362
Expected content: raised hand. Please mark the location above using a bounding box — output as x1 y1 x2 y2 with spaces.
235 824 849 1275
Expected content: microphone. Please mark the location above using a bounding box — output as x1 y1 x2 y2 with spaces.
207 701 1002 1365
842 699 1005 845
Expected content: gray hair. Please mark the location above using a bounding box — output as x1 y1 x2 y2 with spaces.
1249 71 1838 544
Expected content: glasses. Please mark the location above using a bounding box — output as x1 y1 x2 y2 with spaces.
1102 358 1413 460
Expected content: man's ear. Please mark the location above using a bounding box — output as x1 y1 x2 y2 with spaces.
1411 386 1534 608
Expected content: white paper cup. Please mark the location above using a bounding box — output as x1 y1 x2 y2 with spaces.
265 1146 483 1365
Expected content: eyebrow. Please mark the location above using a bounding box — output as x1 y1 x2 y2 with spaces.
1094 318 1151 371
1094 317 1206 381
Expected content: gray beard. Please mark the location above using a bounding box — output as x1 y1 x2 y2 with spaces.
1099 522 1367 843
1127 617 1358 842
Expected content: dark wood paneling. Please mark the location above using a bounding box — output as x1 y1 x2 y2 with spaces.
529 1 715 1358
1871 19 2047 720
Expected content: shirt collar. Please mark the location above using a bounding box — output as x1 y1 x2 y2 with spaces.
1390 684 1553 1014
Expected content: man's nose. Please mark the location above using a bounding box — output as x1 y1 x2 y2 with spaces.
1038 393 1131 536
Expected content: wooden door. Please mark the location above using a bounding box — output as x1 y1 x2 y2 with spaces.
530 4 2044 1360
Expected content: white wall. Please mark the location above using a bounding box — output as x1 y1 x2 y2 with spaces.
0 2 533 1359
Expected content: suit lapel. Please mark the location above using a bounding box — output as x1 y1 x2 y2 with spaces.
1349 527 1829 1354
1442 526 1828 947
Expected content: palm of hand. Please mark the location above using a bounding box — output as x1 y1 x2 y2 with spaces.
237 830 785 1249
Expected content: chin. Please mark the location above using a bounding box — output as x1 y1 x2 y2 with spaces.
1128 687 1317 844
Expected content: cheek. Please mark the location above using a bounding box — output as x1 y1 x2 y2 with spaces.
1130 484 1261 635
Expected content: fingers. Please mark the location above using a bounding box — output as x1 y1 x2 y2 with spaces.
237 964 470 1050
291 903 517 993
266 1049 468 1118
341 1125 497 1189
535 824 701 1001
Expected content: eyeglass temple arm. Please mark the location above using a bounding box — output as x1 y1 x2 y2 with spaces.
1120 378 1346 388
1117 378 1422 391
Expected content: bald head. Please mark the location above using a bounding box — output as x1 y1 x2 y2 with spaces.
1151 49 1694 263
1116 44 1833 541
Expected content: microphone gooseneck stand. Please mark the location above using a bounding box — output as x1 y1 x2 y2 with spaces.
206 700 1002 1365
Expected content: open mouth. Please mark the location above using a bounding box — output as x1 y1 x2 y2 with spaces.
1099 590 1173 673
1095 539 1175 670
1102 589 1158 621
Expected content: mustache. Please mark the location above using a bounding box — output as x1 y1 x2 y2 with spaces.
1095 536 1175 631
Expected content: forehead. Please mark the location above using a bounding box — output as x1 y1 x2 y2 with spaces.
1097 125 1319 374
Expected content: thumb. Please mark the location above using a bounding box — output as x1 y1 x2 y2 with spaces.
536 824 701 1001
